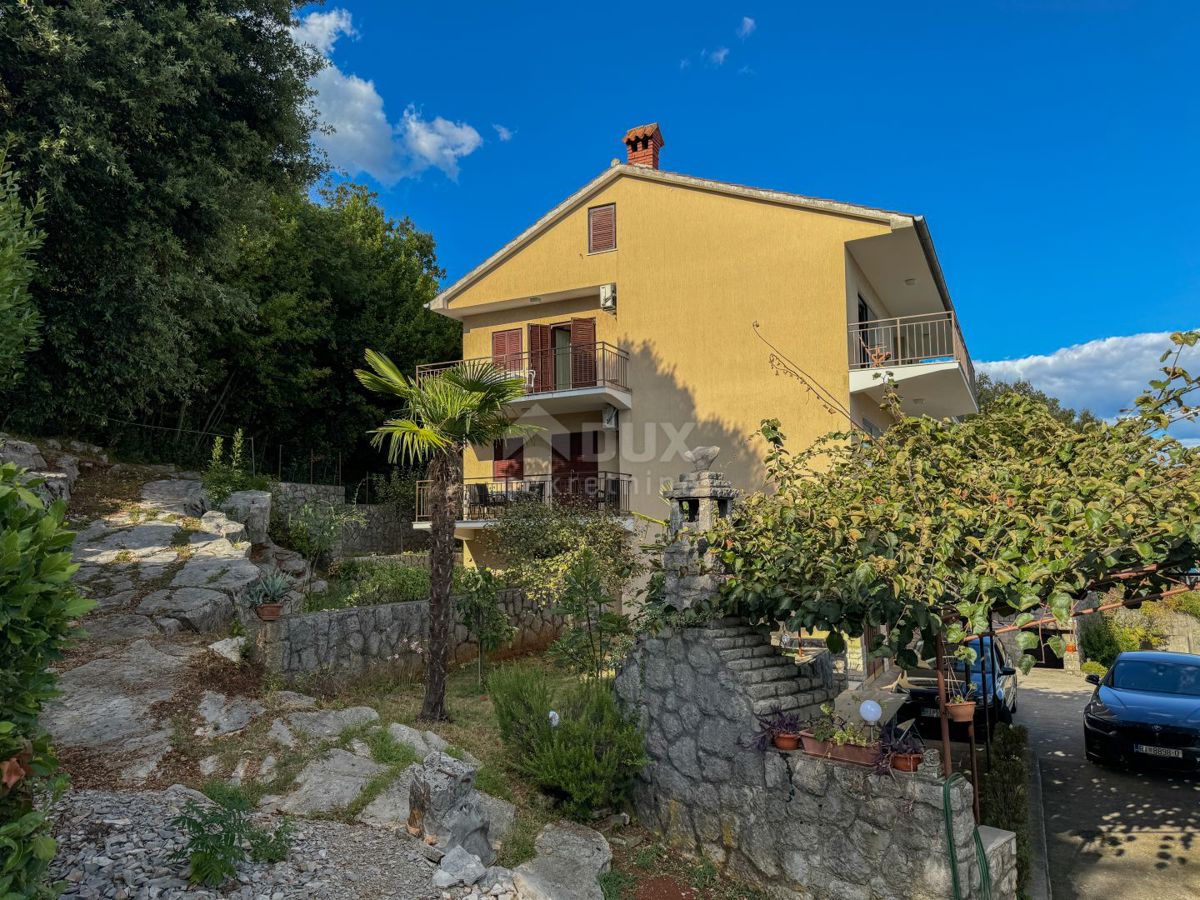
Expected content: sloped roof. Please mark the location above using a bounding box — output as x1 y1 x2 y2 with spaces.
430 164 934 312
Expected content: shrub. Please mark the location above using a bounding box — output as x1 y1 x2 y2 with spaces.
203 429 270 505
243 571 291 609
1 464 92 899
491 668 646 819
455 567 514 686
303 558 468 612
1080 607 1167 668
172 792 294 887
283 499 363 571
548 549 632 680
978 724 1031 897
1080 660 1108 678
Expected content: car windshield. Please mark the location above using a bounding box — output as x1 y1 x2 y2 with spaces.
1109 659 1200 696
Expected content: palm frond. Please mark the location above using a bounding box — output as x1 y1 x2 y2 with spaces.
355 349 416 401
370 419 453 464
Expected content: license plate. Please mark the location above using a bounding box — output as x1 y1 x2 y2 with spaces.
921 707 940 718
1134 744 1183 759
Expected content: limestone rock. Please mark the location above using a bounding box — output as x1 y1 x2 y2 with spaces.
480 793 517 849
194 691 264 739
140 479 205 517
208 635 246 663
82 613 160 642
274 690 318 709
198 511 247 544
138 587 233 633
169 555 260 597
276 748 386 816
267 719 296 748
286 706 379 740
513 822 611 900
432 846 486 889
356 765 418 827
407 751 494 865
219 490 271 546
0 436 47 469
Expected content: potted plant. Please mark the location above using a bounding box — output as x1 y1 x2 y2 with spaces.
800 704 880 766
946 683 977 723
879 721 925 773
749 705 805 751
247 571 291 621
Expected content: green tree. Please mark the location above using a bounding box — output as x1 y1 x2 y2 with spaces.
205 184 456 461
708 332 1200 672
0 147 44 390
355 354 535 720
0 0 322 422
974 373 1100 429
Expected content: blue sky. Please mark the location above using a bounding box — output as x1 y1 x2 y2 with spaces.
292 1 1199 435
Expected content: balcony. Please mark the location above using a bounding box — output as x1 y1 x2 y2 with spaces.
848 311 977 418
415 342 632 414
415 472 633 530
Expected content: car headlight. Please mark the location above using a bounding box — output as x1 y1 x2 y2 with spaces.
1086 698 1117 722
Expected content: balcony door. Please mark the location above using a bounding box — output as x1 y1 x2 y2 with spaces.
528 318 597 392
551 431 598 503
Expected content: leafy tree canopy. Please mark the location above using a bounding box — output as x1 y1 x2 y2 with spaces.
0 147 43 390
712 332 1200 673
0 0 322 422
974 373 1101 429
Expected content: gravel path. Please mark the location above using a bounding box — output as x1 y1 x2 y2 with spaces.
49 788 440 899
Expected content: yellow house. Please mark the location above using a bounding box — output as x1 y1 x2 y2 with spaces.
417 123 977 576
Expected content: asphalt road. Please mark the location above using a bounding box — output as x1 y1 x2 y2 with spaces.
1016 667 1200 899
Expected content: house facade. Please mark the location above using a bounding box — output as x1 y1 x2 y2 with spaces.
418 123 977 571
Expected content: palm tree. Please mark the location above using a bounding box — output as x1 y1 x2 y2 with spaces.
355 350 536 721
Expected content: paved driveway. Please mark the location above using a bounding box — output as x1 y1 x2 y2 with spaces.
1016 667 1200 899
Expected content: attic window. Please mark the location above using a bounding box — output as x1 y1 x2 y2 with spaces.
588 204 616 253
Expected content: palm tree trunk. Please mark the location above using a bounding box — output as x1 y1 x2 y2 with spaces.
421 450 461 721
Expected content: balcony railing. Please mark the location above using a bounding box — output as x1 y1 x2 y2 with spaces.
415 342 629 395
416 472 632 523
848 311 975 392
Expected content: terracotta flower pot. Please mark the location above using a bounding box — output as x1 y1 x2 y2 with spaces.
800 731 830 756
1066 644 1077 653
255 603 284 622
892 752 924 773
946 701 976 723
799 732 880 767
773 733 801 751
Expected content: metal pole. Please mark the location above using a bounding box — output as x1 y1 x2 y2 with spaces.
968 719 981 825
981 614 992 772
935 633 953 779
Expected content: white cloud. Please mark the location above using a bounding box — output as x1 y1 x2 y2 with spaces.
291 8 356 54
291 9 483 183
977 330 1200 442
679 58 691 70
708 47 730 65
401 108 483 180
492 124 514 142
738 16 757 38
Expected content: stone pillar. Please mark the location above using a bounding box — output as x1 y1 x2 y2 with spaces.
660 447 738 613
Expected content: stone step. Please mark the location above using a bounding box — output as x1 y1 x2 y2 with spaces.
746 680 811 701
726 655 798 673
702 623 766 639
716 644 777 661
710 635 771 651
736 666 811 686
753 694 807 715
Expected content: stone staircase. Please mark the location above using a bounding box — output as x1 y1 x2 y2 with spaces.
706 619 842 718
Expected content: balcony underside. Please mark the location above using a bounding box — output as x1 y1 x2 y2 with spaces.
849 361 978 418
505 383 632 415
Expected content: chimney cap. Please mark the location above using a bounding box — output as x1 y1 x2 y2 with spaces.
623 122 664 147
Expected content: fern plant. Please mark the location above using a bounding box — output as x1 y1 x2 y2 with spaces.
171 795 294 886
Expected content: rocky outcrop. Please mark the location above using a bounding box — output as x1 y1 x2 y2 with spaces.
219 489 271 545
512 822 612 900
407 752 495 865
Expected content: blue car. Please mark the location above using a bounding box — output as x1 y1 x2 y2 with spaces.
1084 650 1200 770
893 636 1019 733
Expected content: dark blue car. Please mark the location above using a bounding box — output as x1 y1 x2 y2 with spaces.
1084 650 1200 770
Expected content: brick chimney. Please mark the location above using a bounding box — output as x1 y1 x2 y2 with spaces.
624 123 664 169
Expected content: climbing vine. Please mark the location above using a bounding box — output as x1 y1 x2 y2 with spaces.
712 331 1200 672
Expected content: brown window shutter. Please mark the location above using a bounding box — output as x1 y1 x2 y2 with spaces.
528 324 552 392
491 329 522 370
588 204 616 253
570 318 597 387
493 438 524 479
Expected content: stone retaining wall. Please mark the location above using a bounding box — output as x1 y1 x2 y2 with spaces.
615 619 1017 900
254 590 560 679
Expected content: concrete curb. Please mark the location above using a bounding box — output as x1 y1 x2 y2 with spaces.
1027 752 1052 900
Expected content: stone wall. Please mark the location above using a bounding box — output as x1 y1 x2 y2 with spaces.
270 482 428 557
614 619 1017 900
255 590 560 679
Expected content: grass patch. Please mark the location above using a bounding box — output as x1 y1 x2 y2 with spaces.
200 778 259 810
599 869 638 900
303 557 470 612
113 549 134 563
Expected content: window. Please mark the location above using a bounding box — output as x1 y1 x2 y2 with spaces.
493 438 524 479
588 204 616 253
491 329 522 371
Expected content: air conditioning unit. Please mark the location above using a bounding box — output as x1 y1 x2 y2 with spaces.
602 405 619 430
600 283 617 312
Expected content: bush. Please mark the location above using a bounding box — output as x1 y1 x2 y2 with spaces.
303 558 467 612
172 795 294 887
455 567 514 686
1080 607 1167 668
490 668 646 820
1 464 92 898
203 429 270 505
548 550 632 679
978 724 1031 898
282 499 363 571
1080 660 1108 678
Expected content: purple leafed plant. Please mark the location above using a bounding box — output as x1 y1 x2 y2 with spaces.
745 705 805 751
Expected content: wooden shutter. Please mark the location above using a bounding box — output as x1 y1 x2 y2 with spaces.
493 438 524 479
570 317 597 387
528 324 552 392
491 329 522 371
588 204 616 253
